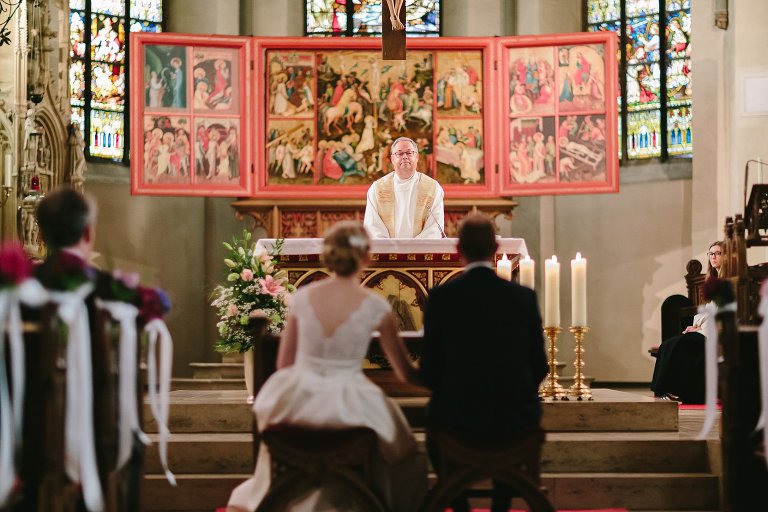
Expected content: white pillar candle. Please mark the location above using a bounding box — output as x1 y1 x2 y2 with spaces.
3 154 11 188
496 253 512 281
519 255 535 290
544 255 560 327
571 252 587 326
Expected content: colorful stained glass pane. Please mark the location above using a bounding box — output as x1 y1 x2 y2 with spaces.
666 10 690 59
92 0 125 16
627 109 661 159
70 0 85 10
70 60 85 101
351 0 439 35
667 58 691 105
90 62 125 110
627 63 660 111
626 0 659 18
90 14 125 63
587 0 620 24
588 20 621 33
666 0 690 10
667 105 692 155
70 11 86 59
306 0 348 35
71 106 85 135
90 110 125 159
130 20 161 32
627 16 660 65
130 0 162 21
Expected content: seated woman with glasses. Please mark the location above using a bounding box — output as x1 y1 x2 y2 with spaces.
363 136 446 238
651 241 722 403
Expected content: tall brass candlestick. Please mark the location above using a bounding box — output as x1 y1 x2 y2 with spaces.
540 326 567 400
568 326 592 400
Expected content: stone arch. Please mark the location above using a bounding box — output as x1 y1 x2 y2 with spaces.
31 84 69 192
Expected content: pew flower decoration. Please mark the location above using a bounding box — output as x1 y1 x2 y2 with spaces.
0 242 32 287
211 230 294 353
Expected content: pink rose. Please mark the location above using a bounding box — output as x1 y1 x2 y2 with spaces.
258 275 285 298
249 309 267 318
226 304 238 317
241 268 254 281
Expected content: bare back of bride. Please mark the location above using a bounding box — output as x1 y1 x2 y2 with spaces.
226 221 426 511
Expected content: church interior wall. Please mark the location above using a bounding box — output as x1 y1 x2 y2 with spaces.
4 0 764 380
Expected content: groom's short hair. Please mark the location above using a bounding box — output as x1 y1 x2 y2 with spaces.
457 214 498 262
36 186 94 249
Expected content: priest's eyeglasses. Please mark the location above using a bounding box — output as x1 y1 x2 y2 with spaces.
392 150 417 158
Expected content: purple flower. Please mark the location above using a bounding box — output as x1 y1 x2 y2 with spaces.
0 242 32 288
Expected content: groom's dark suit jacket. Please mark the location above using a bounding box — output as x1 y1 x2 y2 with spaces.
420 265 548 437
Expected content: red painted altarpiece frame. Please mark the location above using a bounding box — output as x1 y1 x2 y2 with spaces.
130 32 617 198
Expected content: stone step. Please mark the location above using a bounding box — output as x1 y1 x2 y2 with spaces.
142 472 719 511
189 362 243 379
142 389 677 433
145 432 711 475
171 378 245 391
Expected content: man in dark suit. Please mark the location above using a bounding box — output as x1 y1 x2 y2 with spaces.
420 214 548 512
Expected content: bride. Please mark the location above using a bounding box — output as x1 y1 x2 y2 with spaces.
226 221 426 511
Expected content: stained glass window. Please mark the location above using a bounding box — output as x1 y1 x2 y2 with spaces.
305 0 440 37
69 0 164 162
586 0 691 160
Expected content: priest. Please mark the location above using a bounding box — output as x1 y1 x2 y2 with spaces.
364 137 445 238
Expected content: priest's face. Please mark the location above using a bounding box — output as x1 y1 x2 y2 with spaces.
390 139 419 179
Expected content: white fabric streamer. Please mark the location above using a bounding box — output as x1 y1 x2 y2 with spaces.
49 283 104 512
145 318 176 486
756 294 768 467
95 299 150 471
697 301 737 441
0 278 48 507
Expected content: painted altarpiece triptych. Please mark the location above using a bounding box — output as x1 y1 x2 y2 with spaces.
130 32 617 198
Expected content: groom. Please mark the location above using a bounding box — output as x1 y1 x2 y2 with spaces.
419 214 548 512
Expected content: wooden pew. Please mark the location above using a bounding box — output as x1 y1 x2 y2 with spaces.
715 307 768 511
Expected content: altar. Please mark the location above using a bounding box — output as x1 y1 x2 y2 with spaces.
256 238 527 331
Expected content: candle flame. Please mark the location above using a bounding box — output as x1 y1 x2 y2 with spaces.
523 254 531 261
576 252 582 259
501 253 508 261
551 255 557 263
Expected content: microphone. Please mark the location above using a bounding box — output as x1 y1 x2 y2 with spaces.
427 202 446 239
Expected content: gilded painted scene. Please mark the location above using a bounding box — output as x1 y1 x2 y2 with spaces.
194 118 241 183
264 49 485 187
507 46 556 116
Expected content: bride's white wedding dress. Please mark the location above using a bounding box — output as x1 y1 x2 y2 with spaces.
227 285 426 511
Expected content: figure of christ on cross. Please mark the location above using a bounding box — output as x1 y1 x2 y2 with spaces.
382 0 406 60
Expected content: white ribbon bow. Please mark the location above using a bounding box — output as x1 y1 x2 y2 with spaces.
756 293 768 467
49 283 104 512
0 278 48 507
697 301 737 441
145 318 176 486
95 299 150 471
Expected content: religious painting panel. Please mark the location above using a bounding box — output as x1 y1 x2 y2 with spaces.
141 115 191 184
131 33 252 196
499 31 618 196
253 38 494 199
192 47 241 114
557 44 606 113
435 51 483 116
143 45 187 110
434 118 484 185
267 51 315 118
507 46 556 116
266 119 315 185
507 116 556 185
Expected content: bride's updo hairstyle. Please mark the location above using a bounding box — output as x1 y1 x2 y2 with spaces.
323 221 371 277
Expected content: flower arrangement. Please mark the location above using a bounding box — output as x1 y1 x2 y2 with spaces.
211 230 294 353
0 242 33 288
703 277 735 307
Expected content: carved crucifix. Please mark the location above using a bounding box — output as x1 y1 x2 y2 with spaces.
382 0 406 60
